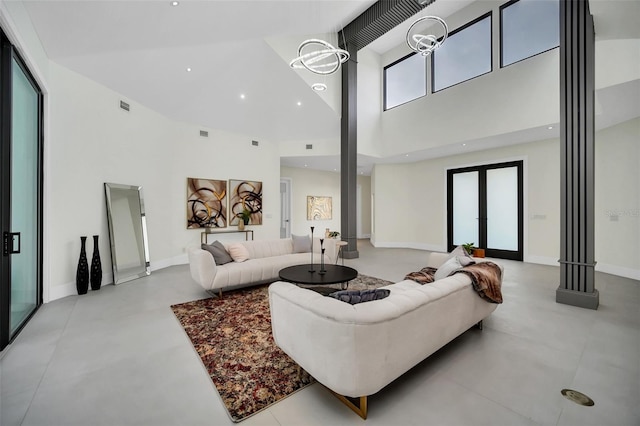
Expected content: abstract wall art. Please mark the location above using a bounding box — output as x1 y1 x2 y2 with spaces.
307 196 332 220
186 178 227 229
229 180 263 225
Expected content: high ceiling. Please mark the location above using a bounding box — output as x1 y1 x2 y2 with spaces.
17 0 640 174
22 0 378 142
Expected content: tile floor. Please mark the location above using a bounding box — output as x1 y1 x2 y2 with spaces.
1 241 638 426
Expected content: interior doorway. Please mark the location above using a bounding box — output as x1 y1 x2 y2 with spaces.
447 161 523 260
280 178 292 238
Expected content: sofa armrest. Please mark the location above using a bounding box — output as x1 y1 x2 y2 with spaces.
187 247 218 291
426 252 449 268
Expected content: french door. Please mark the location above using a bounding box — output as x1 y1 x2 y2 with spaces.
447 161 523 260
0 31 44 351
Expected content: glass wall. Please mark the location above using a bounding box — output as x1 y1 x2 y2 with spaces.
9 57 41 335
0 31 43 351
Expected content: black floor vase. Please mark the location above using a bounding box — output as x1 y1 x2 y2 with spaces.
76 236 89 295
90 235 102 291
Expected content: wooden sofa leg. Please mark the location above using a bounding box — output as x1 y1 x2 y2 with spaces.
329 390 367 420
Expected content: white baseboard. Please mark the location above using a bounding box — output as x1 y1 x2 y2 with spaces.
523 255 640 281
524 255 558 266
596 263 640 281
48 270 114 302
47 255 190 302
372 241 446 253
151 254 188 271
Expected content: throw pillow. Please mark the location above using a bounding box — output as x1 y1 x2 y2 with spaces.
292 234 311 253
457 255 476 267
328 289 391 305
228 243 250 262
449 245 473 260
434 256 463 280
201 241 233 265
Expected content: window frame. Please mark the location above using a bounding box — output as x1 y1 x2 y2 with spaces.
499 0 560 68
431 11 493 94
383 51 428 111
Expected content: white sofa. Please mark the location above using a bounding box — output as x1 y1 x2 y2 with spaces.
188 237 337 295
268 252 500 418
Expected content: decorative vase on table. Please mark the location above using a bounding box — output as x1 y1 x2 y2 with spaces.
90 235 102 291
76 236 89 295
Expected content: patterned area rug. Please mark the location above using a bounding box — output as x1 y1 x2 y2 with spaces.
171 274 392 422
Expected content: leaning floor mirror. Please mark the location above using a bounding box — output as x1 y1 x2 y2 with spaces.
104 183 151 284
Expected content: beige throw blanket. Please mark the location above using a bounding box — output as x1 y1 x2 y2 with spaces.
404 262 503 304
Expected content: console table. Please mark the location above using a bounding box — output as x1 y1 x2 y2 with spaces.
200 229 254 244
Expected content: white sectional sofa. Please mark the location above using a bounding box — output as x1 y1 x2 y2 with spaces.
268 251 501 419
188 237 337 296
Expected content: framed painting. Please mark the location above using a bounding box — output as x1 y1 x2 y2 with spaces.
307 196 332 220
229 180 263 225
186 178 227 229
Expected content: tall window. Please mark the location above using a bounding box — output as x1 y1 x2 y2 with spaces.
432 13 492 92
384 53 426 110
501 0 559 67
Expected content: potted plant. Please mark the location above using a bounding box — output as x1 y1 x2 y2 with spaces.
462 242 486 258
238 208 251 230
328 231 340 239
462 242 475 256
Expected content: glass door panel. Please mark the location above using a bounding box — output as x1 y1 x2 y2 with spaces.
487 166 518 251
448 161 522 261
452 171 479 246
9 56 40 336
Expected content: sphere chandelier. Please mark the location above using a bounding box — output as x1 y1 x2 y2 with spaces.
406 16 448 57
289 38 350 76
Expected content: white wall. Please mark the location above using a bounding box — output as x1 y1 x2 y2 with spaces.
48 63 281 300
357 48 383 158
594 118 640 278
372 118 640 280
280 166 371 238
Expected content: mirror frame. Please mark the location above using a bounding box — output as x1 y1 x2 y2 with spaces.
104 183 151 284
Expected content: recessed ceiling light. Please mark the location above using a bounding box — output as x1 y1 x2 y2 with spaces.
297 101 302 106
405 154 409 157
186 67 192 72
548 126 553 129
462 143 466 146
240 94 245 99
304 164 308 167
312 83 327 92
171 1 179 6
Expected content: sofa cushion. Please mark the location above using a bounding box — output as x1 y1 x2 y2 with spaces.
292 234 311 253
201 241 233 265
328 289 391 305
228 243 250 262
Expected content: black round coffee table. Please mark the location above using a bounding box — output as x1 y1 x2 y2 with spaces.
279 264 358 294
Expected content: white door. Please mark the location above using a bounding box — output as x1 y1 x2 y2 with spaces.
280 178 292 238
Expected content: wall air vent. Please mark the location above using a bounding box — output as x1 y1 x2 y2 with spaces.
306 144 313 150
200 130 209 137
119 100 130 112
252 140 259 146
